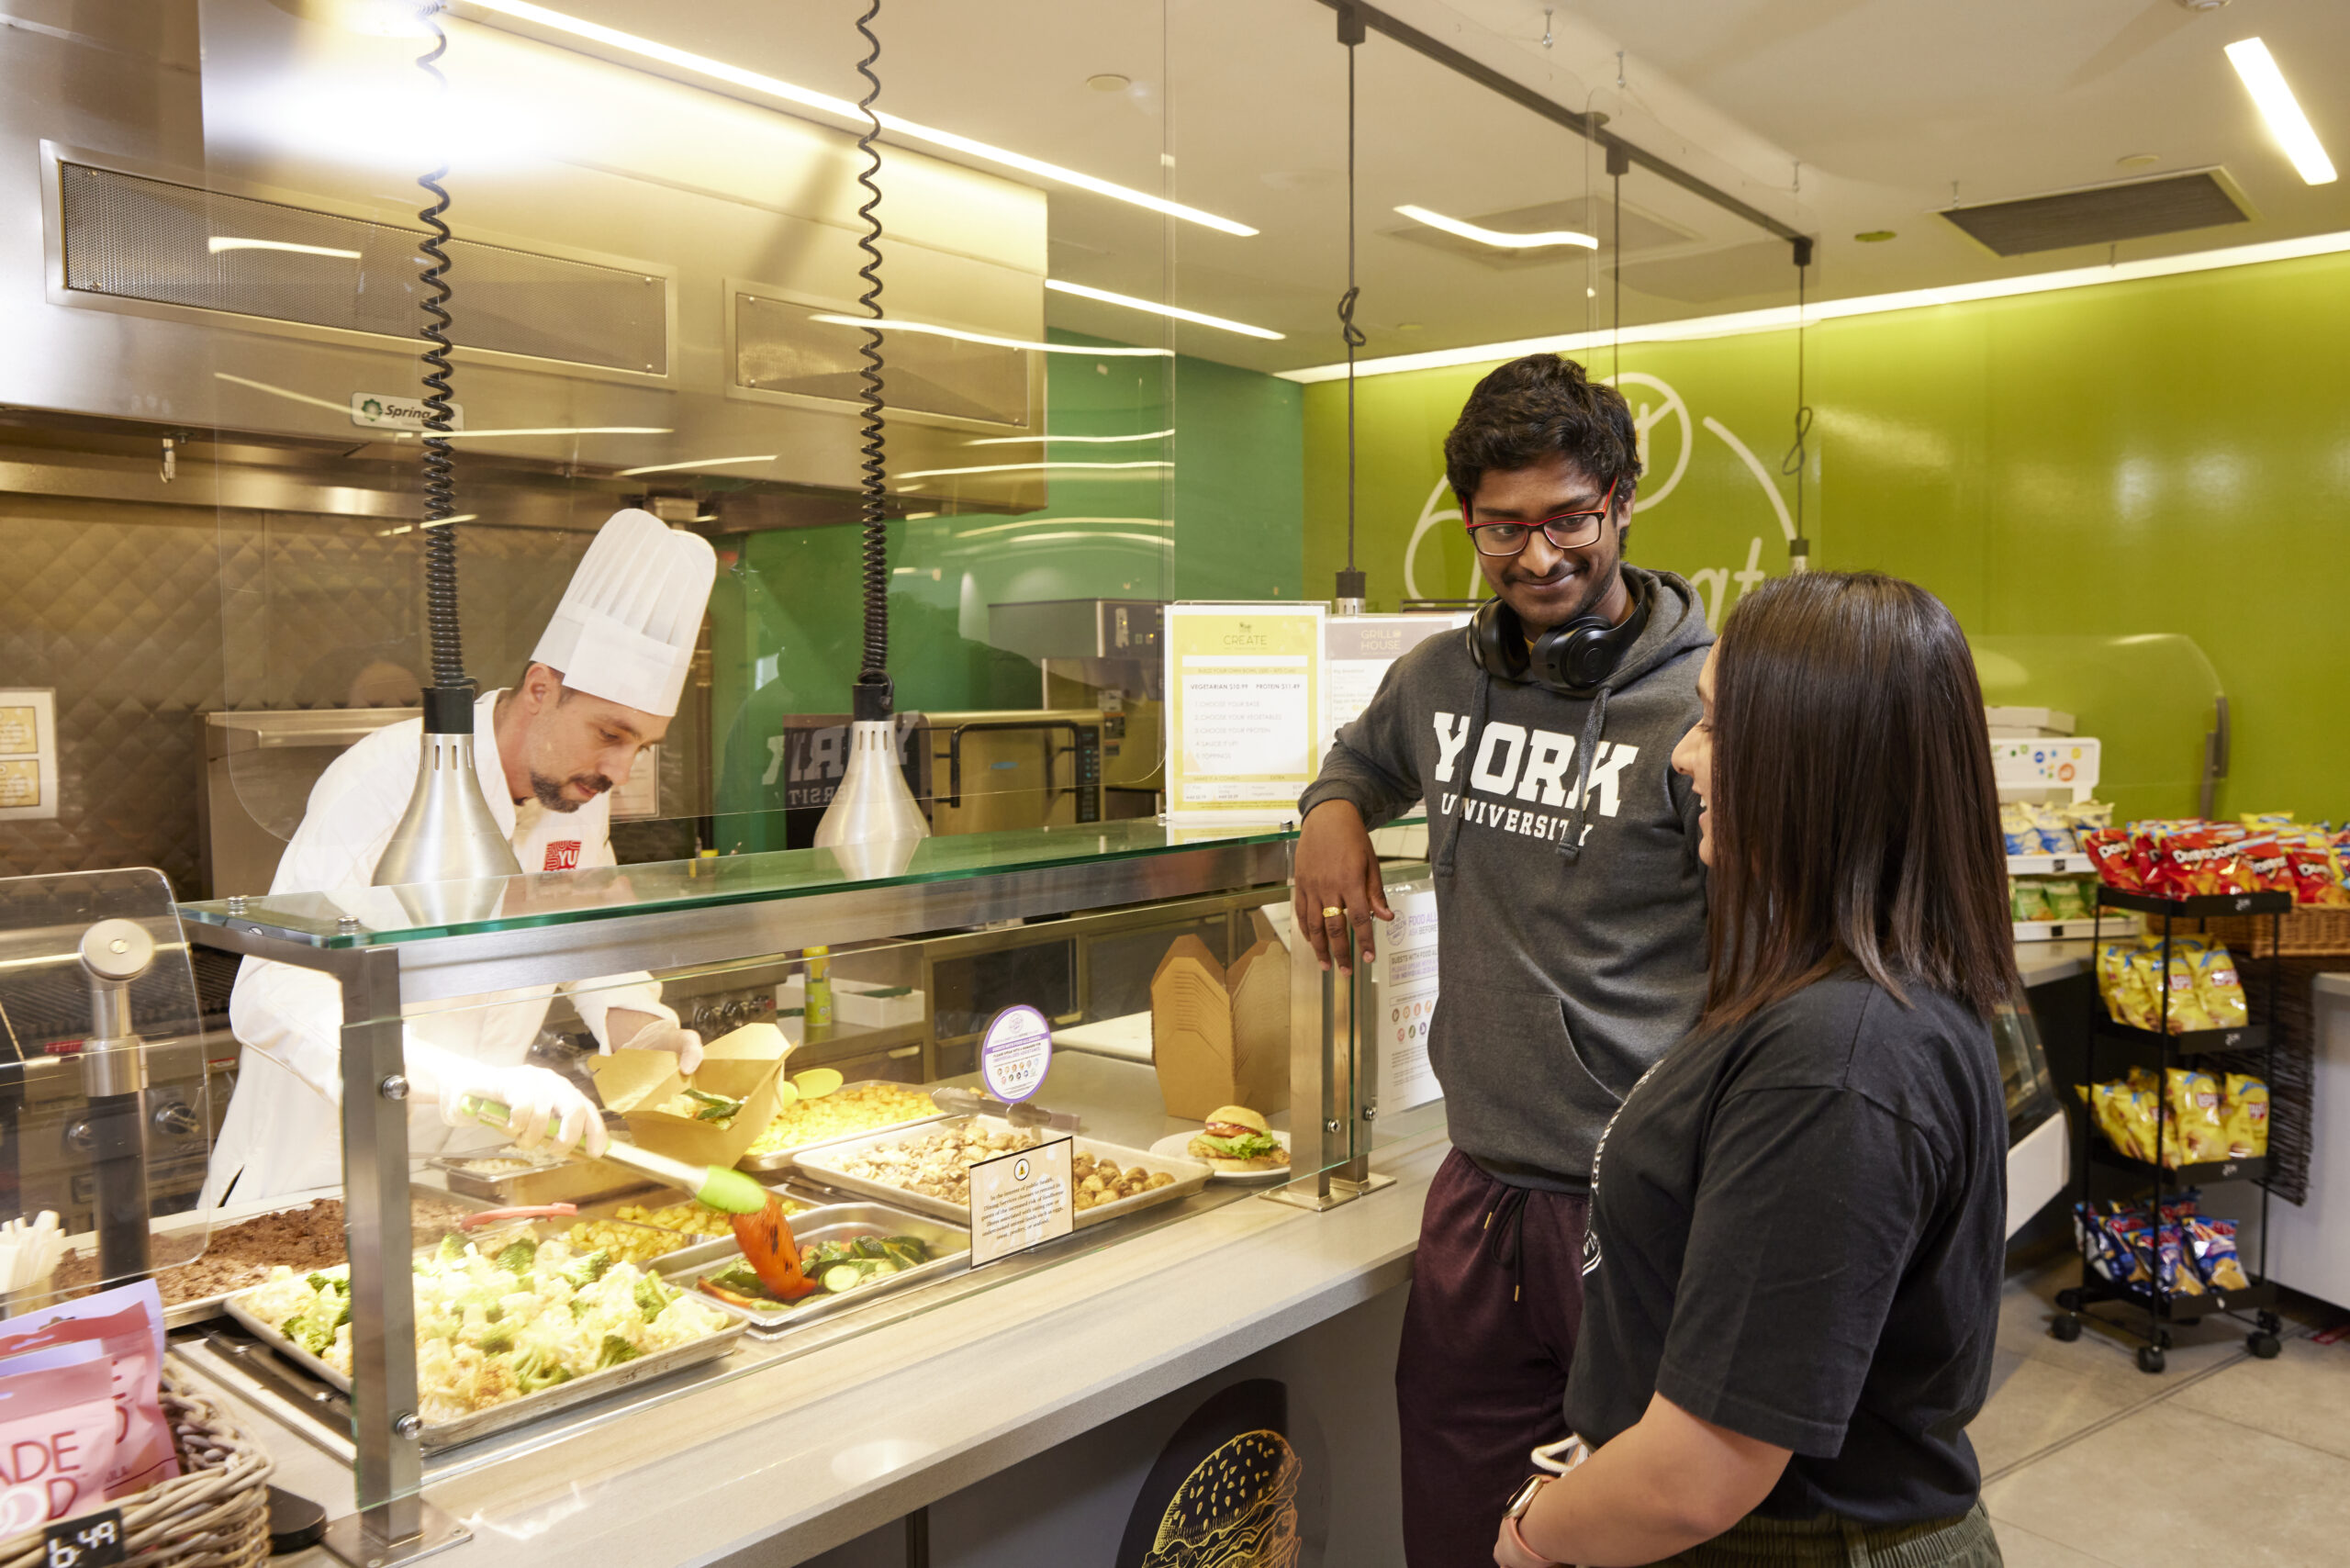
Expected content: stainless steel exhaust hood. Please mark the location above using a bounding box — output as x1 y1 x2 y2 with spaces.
0 0 1052 518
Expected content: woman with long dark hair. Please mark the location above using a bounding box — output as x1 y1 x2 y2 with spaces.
1494 572 2017 1568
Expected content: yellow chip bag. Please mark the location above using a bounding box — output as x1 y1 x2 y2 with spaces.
2222 1074 2270 1159
2093 1081 2159 1164
2165 1068 2227 1163
2162 949 2219 1033
2193 945 2250 1031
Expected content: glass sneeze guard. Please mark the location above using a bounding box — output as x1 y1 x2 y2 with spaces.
179 820 1301 946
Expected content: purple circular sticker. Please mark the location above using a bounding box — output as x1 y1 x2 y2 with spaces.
979 1004 1053 1104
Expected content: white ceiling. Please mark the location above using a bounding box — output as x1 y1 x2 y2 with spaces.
537 0 2350 375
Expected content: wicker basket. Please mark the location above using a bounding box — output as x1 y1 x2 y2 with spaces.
2200 906 2350 959
0 1368 274 1568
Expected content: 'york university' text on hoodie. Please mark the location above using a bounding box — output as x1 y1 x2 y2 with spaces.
1299 566 1714 1191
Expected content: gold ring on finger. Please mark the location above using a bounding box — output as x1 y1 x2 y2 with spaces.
1320 906 1344 920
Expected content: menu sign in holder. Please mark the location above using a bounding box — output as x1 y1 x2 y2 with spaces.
1162 605 1326 828
969 1005 1072 1269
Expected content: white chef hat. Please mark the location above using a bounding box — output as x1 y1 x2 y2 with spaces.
531 509 717 718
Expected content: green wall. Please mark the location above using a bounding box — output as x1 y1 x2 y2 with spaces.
709 332 1303 845
1304 250 2350 822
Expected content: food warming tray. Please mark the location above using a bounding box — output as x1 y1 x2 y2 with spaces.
430 1150 655 1206
733 1081 957 1174
665 1203 968 1336
220 1218 745 1452
792 1117 1213 1229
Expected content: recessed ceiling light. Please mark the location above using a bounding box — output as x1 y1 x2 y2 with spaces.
2117 152 2163 168
1854 230 1897 243
461 1 1258 235
1585 286 1596 297
2225 38 2337 185
1087 73 1131 93
2175 0 2231 11
1395 204 1598 251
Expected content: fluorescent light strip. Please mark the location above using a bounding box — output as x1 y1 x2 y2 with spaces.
1395 205 1597 251
1045 279 1284 341
949 516 1173 538
2225 39 2337 186
436 426 672 438
899 461 1172 480
1007 531 1172 548
460 0 1257 236
966 430 1176 446
209 237 363 259
377 514 480 536
1279 227 2350 382
616 454 777 476
808 313 1170 357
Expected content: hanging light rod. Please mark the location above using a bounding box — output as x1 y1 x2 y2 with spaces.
1395 204 1597 250
454 0 1259 236
1314 0 1804 248
1044 279 1285 340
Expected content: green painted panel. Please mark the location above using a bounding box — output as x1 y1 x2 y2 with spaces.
1304 250 2350 821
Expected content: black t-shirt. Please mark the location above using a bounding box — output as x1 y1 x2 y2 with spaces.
1562 972 2006 1528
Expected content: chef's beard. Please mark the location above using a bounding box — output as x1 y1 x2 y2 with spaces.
530 771 611 812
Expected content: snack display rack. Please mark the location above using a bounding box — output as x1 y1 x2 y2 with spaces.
2051 886 2288 1372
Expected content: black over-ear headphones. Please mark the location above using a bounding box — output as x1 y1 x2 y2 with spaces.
1468 588 1650 692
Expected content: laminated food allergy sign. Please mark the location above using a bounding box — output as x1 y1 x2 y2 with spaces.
1163 605 1325 826
1374 885 1444 1114
968 1137 1074 1269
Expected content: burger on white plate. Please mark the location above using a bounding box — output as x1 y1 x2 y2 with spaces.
1187 1106 1289 1175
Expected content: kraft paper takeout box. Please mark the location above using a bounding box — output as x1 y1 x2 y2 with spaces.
591 1021 792 1169
1149 933 1290 1120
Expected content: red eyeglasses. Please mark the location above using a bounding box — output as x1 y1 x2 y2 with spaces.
1464 478 1620 557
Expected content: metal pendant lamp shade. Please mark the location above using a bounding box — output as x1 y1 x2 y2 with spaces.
815 720 929 866
374 712 520 926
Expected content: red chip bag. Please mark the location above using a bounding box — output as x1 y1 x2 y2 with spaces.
2287 841 2350 908
2084 829 2144 891
2236 834 2293 893
0 1282 176 1497
2150 830 2244 898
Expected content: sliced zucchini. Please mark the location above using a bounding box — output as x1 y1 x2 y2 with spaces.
822 1264 865 1294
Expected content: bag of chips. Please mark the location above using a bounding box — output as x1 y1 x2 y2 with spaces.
2083 828 2146 891
2011 879 2052 921
2068 801 2116 834
2028 801 2077 856
2156 946 2219 1034
2043 878 2091 921
2236 834 2294 894
2092 1081 2161 1164
2222 1074 2269 1158
2192 945 2249 1031
2165 1068 2228 1163
2285 838 2350 907
2187 1215 2253 1292
2097 942 2162 1031
2156 1223 2207 1297
2148 829 2247 899
2000 801 2037 856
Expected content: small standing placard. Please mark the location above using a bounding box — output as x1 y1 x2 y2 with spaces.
968 1137 1074 1269
979 1004 1054 1104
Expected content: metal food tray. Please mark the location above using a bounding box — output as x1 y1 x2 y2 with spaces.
221 1228 745 1453
733 1082 956 1174
665 1203 968 1336
792 1117 1213 1229
431 1151 652 1206
82 1185 491 1329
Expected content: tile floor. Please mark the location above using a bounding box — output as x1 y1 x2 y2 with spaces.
1979 1257 2350 1566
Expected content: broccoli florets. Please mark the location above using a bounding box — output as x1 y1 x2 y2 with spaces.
476 1325 515 1355
493 1239 539 1277
513 1348 573 1394
632 1273 672 1318
561 1249 613 1289
596 1334 642 1370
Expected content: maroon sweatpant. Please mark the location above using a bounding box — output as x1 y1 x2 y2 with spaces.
1396 1148 1590 1568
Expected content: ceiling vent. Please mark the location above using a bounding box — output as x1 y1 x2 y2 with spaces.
1940 168 2253 257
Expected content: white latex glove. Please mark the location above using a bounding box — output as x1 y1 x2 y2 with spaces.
607 1007 705 1075
429 1060 609 1159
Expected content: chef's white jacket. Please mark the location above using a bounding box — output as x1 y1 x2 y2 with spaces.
202 689 670 1204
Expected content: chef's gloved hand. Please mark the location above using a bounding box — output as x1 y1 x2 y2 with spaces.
433 1062 610 1159
606 1007 704 1075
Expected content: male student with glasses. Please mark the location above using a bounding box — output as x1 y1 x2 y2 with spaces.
1292 353 1716 1568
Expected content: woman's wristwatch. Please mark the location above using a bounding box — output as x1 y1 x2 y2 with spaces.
1504 1473 1559 1565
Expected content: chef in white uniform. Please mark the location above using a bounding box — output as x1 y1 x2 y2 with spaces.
204 510 719 1205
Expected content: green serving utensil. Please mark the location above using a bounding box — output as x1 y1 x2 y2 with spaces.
455 1094 770 1214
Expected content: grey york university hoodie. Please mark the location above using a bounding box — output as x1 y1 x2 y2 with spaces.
1299 566 1715 1191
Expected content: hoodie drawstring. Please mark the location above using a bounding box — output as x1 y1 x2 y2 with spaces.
1437 665 1494 877
1557 684 1612 863
1484 1185 1531 1304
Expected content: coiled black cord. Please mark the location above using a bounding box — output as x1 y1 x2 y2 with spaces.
416 4 464 693
851 0 890 713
